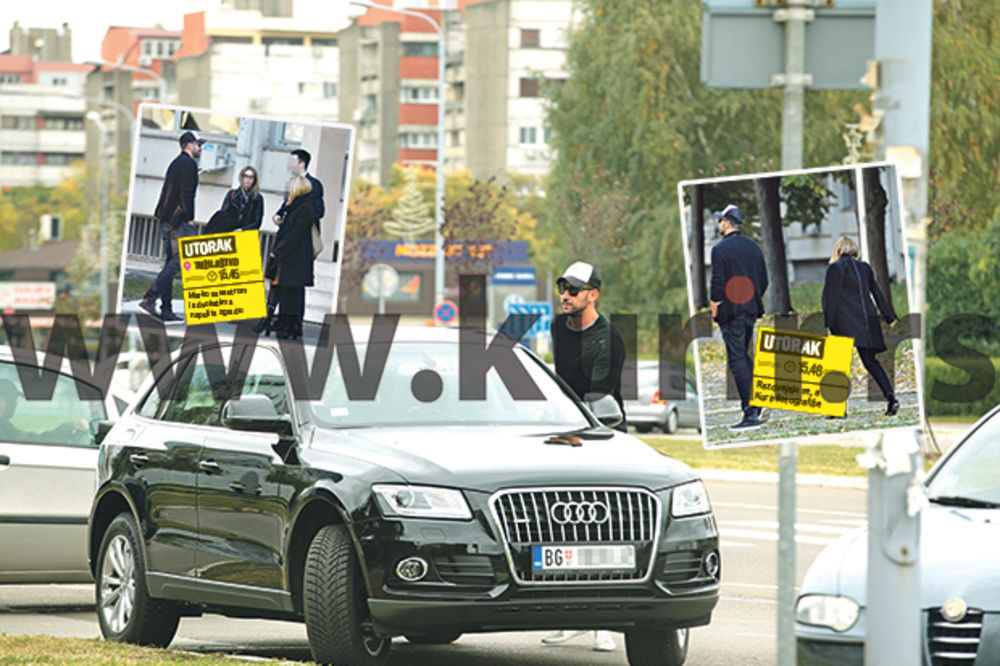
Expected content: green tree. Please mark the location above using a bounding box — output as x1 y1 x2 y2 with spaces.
929 0 1000 237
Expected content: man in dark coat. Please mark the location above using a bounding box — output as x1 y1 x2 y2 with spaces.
274 149 324 228
139 131 204 322
710 204 769 430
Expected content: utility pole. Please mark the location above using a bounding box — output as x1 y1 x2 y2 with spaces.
774 0 814 170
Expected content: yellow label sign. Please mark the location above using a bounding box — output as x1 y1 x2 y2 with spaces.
178 230 267 325
749 327 854 417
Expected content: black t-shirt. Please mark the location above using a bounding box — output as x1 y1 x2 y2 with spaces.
551 313 626 422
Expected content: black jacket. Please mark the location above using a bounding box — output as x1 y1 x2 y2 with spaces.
220 187 264 231
551 313 627 426
710 230 769 324
277 173 324 228
821 256 895 351
270 196 316 287
154 152 199 229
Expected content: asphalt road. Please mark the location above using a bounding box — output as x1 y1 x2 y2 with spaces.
0 479 866 664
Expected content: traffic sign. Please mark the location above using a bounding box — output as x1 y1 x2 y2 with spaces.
503 301 553 340
434 300 458 325
362 263 399 299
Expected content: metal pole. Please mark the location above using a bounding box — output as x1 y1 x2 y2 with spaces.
434 30 446 311
774 1 813 171
86 112 109 316
772 4 812 664
864 0 932 662
349 0 447 317
776 438 797 666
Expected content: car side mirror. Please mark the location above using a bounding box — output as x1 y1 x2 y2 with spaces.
222 395 293 436
586 394 623 428
95 420 115 445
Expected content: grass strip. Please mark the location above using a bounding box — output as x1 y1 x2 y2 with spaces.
640 437 940 477
0 634 291 664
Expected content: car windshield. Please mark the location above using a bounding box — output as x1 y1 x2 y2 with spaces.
926 410 1000 505
303 341 590 429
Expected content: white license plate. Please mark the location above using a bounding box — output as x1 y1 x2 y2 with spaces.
532 545 635 571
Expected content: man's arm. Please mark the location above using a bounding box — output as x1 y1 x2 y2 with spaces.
179 160 197 222
709 244 724 320
311 176 325 221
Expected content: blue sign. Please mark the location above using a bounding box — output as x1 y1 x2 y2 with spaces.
491 265 537 286
434 300 458 325
502 301 552 340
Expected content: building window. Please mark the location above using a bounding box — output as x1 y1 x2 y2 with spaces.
402 42 437 57
519 127 537 144
298 82 306 94
1 116 34 130
1 152 39 165
521 29 540 48
312 38 338 47
402 87 439 103
43 153 81 166
543 127 553 143
50 77 68 86
0 74 22 84
519 78 540 97
401 132 438 149
323 82 337 99
143 41 153 56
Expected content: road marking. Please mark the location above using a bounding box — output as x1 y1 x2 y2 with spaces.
719 519 865 534
713 500 866 518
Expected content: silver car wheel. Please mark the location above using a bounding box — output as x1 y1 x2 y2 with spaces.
100 533 136 634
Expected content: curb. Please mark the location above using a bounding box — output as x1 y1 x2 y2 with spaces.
695 467 867 489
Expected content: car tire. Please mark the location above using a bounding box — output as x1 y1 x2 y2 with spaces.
624 626 688 666
404 631 462 645
663 410 679 435
95 513 179 647
304 524 390 665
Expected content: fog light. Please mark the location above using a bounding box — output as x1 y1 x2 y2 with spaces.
396 557 428 582
704 550 721 579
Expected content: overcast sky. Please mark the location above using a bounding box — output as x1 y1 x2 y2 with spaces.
2 1 212 63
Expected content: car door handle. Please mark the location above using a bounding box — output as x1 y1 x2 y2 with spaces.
129 453 149 467
199 459 221 474
0 455 9 466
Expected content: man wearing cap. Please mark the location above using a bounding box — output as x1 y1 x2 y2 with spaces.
710 204 769 430
139 131 205 322
542 263 624 653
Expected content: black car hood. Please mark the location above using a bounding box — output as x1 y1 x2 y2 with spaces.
310 425 698 493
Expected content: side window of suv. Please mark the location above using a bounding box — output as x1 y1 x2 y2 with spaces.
0 361 106 447
238 347 292 420
160 358 224 427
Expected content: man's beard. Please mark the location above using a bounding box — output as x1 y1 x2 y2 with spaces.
561 300 585 316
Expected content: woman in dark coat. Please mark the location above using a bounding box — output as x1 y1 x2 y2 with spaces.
267 175 316 339
221 166 264 231
821 236 899 416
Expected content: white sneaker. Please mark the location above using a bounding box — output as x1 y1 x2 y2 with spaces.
593 630 616 651
541 630 586 645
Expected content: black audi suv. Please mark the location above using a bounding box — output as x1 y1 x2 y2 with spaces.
88 325 719 665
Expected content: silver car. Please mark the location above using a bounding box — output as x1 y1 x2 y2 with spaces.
625 361 700 434
0 347 122 583
795 405 1000 665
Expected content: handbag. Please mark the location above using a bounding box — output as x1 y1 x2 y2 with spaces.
311 224 323 258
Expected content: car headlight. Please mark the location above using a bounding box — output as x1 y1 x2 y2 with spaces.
671 480 711 517
373 484 472 520
796 594 860 632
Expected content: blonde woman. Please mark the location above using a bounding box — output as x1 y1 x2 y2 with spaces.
820 236 899 415
266 175 316 339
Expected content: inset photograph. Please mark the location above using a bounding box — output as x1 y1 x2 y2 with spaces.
118 104 354 335
679 162 923 448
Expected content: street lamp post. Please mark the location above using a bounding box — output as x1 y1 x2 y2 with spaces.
86 111 110 316
349 0 447 314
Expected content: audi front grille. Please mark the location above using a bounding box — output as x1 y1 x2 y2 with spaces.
489 487 661 585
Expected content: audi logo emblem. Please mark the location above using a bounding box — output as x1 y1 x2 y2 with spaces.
550 501 610 525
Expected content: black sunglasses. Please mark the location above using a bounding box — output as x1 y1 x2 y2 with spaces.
558 284 592 297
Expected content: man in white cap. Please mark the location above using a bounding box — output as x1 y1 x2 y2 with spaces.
541 260 624 653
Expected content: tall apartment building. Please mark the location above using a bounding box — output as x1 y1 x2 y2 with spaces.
174 4 344 121
464 0 571 180
338 0 570 185
6 21 73 62
0 55 90 187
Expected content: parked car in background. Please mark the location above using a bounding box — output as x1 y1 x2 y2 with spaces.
795 405 1000 665
0 347 121 583
90 327 720 665
625 361 700 434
